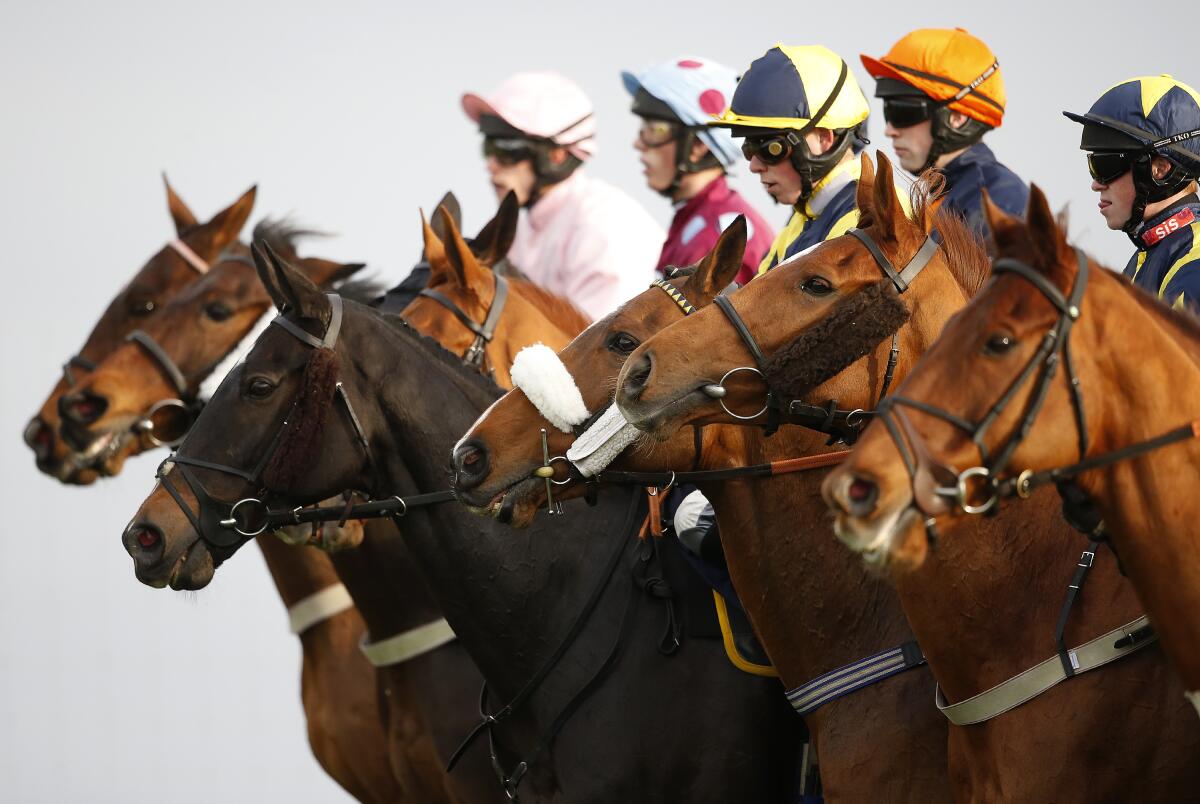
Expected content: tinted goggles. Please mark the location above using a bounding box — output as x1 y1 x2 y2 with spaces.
882 96 935 129
741 134 792 165
1086 150 1136 184
482 137 535 166
637 119 679 148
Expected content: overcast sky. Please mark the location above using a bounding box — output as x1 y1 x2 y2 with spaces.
1 1 1190 800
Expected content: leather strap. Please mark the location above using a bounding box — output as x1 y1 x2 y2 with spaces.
848 229 939 294
168 238 210 274
359 618 456 667
270 294 343 350
287 583 354 635
126 330 189 395
714 294 768 366
935 615 1156 725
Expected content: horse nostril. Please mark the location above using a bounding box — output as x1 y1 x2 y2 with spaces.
623 353 653 399
24 417 53 458
136 528 161 549
846 476 879 516
453 440 489 488
59 390 108 425
124 521 164 560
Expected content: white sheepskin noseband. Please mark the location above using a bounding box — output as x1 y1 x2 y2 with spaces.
566 403 641 477
510 344 590 434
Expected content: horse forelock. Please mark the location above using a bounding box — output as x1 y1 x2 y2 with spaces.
263 346 341 490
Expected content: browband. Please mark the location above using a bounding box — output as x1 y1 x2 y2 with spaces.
168 238 210 274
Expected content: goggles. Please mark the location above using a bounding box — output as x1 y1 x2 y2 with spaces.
135 398 196 448
482 137 535 166
741 134 792 165
882 96 935 129
1086 150 1136 185
637 119 679 148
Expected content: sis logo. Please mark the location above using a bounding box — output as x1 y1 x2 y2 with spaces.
1142 207 1196 246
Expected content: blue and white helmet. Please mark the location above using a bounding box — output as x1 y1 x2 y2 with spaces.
622 56 741 168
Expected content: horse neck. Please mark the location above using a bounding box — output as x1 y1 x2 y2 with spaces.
697 424 913 689
346 309 637 691
489 281 586 388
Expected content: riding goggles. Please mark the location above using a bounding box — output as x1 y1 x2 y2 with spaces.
741 134 792 165
637 119 679 148
482 137 535 166
1086 150 1136 184
881 96 935 129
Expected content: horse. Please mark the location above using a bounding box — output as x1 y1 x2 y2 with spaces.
612 154 1200 800
120 245 802 803
451 194 950 802
24 177 255 484
823 183 1200 722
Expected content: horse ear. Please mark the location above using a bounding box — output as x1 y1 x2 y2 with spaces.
162 173 198 234
421 208 455 287
471 190 519 265
429 192 461 241
263 240 330 323
982 188 1023 255
440 205 487 291
296 257 367 288
870 151 903 242
251 243 289 312
1024 184 1073 279
198 184 257 256
693 216 747 300
854 151 877 229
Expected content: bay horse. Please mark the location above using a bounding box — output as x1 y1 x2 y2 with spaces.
613 154 1200 799
65 195 564 803
24 177 255 484
824 184 1200 719
452 203 951 802
120 246 802 803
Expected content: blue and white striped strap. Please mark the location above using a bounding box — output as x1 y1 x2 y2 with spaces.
786 641 926 716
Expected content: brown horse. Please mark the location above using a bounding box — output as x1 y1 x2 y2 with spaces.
825 185 1200 720
451 213 951 801
612 155 1200 799
24 177 255 484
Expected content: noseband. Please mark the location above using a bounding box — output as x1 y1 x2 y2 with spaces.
156 294 376 557
705 227 938 440
418 273 509 375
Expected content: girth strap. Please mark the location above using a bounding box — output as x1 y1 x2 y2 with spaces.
786 640 926 716
935 615 1156 725
126 330 189 395
288 583 355 635
359 618 457 667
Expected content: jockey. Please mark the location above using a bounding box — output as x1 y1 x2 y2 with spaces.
462 72 664 319
861 27 1028 234
709 44 872 274
1065 75 1200 312
623 57 775 284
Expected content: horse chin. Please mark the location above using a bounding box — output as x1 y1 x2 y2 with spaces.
133 535 215 591
484 478 543 528
834 504 924 572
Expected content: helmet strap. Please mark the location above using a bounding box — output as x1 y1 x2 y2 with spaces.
663 129 723 199
1125 153 1193 243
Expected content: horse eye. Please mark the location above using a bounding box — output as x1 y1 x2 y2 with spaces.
801 277 834 296
606 331 640 355
129 298 156 316
204 302 233 322
245 377 276 399
983 333 1017 356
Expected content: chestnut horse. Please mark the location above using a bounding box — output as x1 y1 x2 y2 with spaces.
120 246 802 803
24 177 255 484
452 204 950 801
616 155 1200 800
79 196 572 802
825 185 1200 718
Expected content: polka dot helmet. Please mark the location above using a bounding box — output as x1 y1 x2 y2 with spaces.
622 56 741 168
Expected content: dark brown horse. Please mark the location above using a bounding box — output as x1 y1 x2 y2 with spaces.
120 248 802 803
24 177 256 484
614 155 1200 800
825 184 1200 723
451 206 951 802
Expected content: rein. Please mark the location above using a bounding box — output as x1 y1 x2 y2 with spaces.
418 273 509 375
701 226 939 441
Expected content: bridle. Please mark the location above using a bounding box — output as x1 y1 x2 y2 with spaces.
156 294 378 557
877 247 1200 531
418 272 509 375
702 226 939 441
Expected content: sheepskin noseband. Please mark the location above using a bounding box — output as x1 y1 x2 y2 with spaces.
510 343 591 434
566 403 641 477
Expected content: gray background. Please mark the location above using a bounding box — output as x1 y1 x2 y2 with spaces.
0 1 1188 800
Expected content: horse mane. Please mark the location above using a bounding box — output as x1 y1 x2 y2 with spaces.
908 171 991 298
505 276 593 331
382 312 504 398
252 217 329 257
